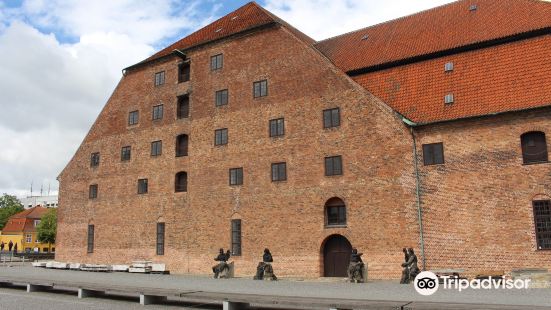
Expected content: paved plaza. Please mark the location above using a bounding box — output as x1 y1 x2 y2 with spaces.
0 264 549 309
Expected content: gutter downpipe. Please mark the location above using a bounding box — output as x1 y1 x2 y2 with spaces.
402 116 426 271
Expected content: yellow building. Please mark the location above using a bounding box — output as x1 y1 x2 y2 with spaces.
0 206 55 253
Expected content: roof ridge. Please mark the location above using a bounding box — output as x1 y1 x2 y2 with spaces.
253 2 315 44
315 0 464 45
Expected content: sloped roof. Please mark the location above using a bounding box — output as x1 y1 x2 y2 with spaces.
140 2 313 65
315 0 551 73
2 206 49 233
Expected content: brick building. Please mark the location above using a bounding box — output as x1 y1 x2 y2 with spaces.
56 0 551 279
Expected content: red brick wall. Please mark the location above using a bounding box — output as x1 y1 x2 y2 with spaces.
57 25 418 279
353 35 551 124
415 108 551 276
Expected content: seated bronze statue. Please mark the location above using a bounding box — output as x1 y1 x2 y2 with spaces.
400 247 420 284
347 248 365 283
212 248 231 279
254 248 277 281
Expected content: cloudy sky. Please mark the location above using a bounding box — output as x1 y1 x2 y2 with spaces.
0 0 457 198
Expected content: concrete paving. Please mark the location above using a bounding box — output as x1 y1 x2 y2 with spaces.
0 265 550 308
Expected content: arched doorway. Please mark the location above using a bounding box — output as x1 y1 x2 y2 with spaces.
322 234 352 277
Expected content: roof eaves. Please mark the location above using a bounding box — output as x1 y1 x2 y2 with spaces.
410 103 551 127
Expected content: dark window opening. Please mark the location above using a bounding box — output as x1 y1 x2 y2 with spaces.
231 219 241 256
90 152 100 167
211 54 223 71
89 184 98 199
325 156 343 176
269 118 284 137
323 108 340 128
215 128 228 146
253 80 268 98
156 222 165 255
215 89 229 107
152 104 163 120
533 200 551 250
178 62 190 83
176 134 188 157
121 146 131 161
154 71 165 86
229 168 243 185
271 162 287 182
151 140 162 156
175 172 188 192
521 132 548 164
325 197 346 226
87 225 94 253
177 95 190 119
423 143 445 165
138 179 148 194
128 110 139 125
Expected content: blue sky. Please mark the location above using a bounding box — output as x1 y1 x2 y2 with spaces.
0 0 456 197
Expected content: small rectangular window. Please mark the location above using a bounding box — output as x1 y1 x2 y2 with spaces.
271 162 287 182
215 128 228 146
138 179 148 194
444 94 454 104
156 222 165 255
323 108 340 128
89 184 98 199
177 95 190 119
154 71 165 86
211 54 223 71
87 225 94 253
444 62 454 72
90 152 100 167
215 89 229 107
152 104 163 120
325 156 343 176
229 168 243 185
533 200 551 250
26 234 32 243
128 110 139 125
121 146 131 161
151 140 162 156
253 80 268 98
423 142 445 165
231 219 241 256
178 63 190 83
269 118 285 137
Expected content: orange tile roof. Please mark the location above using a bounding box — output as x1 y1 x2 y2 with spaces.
2 206 49 233
353 35 551 124
140 2 313 65
315 0 551 73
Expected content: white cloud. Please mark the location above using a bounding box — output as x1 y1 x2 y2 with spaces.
0 0 213 198
264 0 456 41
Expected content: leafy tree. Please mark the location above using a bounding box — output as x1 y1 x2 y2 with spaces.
0 194 24 230
37 208 57 250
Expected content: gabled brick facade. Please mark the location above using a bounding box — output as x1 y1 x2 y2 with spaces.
57 1 551 279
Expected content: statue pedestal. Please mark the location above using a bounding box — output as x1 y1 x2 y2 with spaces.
219 262 234 279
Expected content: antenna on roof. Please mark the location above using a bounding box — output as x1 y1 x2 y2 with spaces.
30 181 33 197
361 34 369 41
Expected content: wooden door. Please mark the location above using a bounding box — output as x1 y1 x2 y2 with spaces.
323 235 352 277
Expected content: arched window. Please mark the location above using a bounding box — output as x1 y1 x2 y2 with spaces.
325 197 346 226
175 172 187 192
521 132 548 164
176 134 188 157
